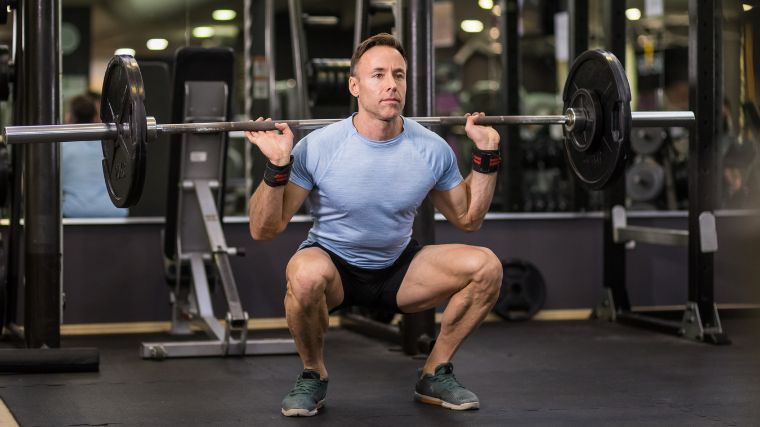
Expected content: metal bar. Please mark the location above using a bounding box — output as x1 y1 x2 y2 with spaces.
2 111 698 145
603 27 630 317
188 253 226 341
23 0 61 349
500 0 522 211
688 0 722 333
339 313 401 345
631 111 696 127
193 179 246 323
614 225 689 247
288 0 310 120
141 338 296 359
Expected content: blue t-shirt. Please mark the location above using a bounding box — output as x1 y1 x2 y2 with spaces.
290 115 463 269
62 141 129 218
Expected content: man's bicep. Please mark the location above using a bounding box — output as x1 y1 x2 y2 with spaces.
430 181 468 222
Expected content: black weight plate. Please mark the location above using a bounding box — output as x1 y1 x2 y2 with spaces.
563 49 631 190
0 44 10 101
100 55 147 208
631 128 667 155
626 158 665 202
493 259 546 321
0 146 8 207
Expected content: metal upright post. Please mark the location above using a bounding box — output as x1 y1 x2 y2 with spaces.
569 0 589 211
596 0 630 319
288 0 310 120
22 0 62 348
687 0 725 343
244 0 276 191
500 0 522 211
403 0 436 356
4 3 23 334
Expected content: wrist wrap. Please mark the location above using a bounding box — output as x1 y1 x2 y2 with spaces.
263 156 293 187
471 147 501 174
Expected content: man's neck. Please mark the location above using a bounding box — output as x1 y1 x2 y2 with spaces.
353 111 403 141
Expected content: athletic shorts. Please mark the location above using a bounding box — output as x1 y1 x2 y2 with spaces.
299 240 423 314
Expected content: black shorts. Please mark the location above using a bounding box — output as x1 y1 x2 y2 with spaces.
299 240 423 314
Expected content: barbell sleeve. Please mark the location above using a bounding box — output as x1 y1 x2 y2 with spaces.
1 110 695 145
631 111 695 127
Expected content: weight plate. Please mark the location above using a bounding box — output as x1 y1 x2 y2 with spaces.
0 44 11 101
626 158 665 202
493 259 546 321
100 55 147 208
631 127 667 155
0 146 8 207
563 49 631 190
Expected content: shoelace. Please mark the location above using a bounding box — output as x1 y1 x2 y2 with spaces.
432 372 464 389
289 378 322 396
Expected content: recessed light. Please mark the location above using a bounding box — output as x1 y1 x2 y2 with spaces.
146 39 168 51
192 26 215 38
212 9 236 21
461 20 484 33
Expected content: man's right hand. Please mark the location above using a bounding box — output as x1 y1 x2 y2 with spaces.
245 117 294 166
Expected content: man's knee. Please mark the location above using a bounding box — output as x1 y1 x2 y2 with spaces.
285 256 334 307
468 247 502 299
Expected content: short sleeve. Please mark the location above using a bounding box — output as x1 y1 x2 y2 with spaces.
289 138 314 190
433 144 463 191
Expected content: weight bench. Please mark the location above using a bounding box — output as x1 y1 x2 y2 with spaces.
141 79 294 359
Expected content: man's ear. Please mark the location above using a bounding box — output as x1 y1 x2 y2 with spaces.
348 76 359 97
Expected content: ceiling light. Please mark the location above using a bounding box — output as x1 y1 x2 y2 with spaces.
492 4 502 16
114 48 136 56
478 0 494 10
146 38 168 51
212 9 237 21
743 4 753 11
625 8 642 21
192 26 215 38
460 20 484 33
489 27 500 39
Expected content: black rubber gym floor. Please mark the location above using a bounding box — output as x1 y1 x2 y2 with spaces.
1 318 758 426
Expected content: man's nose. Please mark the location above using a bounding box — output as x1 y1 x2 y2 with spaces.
384 74 397 90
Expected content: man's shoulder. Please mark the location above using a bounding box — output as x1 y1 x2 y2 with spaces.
299 116 353 148
403 118 450 152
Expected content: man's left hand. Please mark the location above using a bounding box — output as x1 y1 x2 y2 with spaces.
464 112 500 150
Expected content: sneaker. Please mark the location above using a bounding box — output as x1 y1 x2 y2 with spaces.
281 369 328 417
414 363 480 410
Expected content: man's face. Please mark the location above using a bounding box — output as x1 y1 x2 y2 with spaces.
349 45 407 121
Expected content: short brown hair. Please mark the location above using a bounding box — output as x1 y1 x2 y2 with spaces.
349 33 406 76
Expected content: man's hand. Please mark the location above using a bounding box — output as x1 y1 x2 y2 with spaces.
245 117 294 166
464 112 500 150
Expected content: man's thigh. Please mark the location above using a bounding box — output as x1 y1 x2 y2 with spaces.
396 244 496 313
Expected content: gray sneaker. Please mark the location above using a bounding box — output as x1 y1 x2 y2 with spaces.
414 363 480 410
281 369 328 417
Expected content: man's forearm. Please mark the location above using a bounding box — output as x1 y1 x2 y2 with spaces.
462 171 498 229
248 184 287 240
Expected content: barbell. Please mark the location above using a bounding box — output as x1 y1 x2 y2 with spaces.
1 49 694 208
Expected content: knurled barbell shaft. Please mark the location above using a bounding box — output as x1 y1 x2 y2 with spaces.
1 110 695 145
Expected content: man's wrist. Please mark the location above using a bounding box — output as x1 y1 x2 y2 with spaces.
270 156 292 167
471 147 501 174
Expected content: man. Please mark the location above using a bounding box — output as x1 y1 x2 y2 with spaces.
62 94 128 218
246 33 502 417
